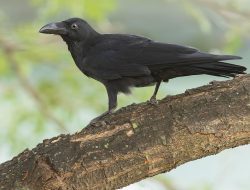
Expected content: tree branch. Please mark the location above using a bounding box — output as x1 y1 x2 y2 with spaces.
1 74 250 190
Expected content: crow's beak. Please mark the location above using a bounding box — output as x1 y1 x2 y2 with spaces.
39 22 67 35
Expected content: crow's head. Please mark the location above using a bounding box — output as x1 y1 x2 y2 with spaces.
39 18 98 42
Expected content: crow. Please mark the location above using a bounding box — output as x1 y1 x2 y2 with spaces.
39 18 246 122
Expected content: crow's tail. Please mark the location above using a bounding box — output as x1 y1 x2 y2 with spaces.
191 54 246 77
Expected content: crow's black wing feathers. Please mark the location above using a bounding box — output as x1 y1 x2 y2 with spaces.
114 36 240 67
84 49 151 80
85 34 241 80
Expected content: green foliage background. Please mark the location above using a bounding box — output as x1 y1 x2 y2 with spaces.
0 0 249 189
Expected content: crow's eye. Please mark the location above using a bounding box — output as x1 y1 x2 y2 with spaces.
71 23 78 30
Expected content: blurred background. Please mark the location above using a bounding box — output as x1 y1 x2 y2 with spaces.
0 0 250 189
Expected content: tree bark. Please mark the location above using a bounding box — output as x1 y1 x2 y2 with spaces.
1 75 250 190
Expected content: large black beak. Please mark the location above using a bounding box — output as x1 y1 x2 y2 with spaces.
39 22 67 35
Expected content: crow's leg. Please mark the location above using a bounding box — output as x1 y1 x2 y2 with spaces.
90 86 117 124
149 80 161 105
106 86 118 114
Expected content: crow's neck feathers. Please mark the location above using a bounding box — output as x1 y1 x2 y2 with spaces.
62 30 100 72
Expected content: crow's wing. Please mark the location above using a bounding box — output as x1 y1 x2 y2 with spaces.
84 35 241 80
114 37 240 67
83 49 151 80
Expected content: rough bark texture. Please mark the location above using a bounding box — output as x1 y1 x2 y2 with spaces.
1 75 250 190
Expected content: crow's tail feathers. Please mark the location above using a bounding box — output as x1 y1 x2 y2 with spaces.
193 55 246 78
214 54 242 61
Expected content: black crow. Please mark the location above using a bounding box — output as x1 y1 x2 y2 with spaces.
39 18 246 122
